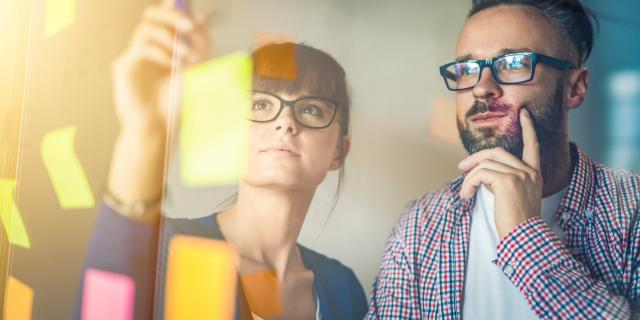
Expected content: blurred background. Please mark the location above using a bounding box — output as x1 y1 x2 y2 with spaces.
1 0 639 318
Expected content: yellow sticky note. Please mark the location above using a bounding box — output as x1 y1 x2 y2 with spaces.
5 276 33 320
44 0 75 37
41 126 95 209
180 52 252 187
0 179 31 249
165 236 237 320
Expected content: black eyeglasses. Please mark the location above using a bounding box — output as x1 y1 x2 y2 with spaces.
439 52 576 91
247 90 339 129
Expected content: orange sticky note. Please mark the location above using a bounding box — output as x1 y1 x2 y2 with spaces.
165 236 237 320
5 276 33 320
240 270 283 318
255 31 296 49
427 96 460 145
254 42 297 80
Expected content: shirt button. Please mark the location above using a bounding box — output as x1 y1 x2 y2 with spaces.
561 212 571 221
504 264 515 277
584 210 593 219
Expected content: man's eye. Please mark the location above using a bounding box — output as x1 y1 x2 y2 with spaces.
463 64 480 75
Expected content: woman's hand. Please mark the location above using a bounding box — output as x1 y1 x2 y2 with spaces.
111 0 210 132
107 0 211 220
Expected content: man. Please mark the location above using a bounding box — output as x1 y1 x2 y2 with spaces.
367 0 640 319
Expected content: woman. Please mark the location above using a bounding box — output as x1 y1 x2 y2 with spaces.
79 1 366 319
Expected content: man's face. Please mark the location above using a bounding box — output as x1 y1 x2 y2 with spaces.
454 5 569 157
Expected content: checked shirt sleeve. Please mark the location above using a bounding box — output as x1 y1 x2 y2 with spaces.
366 201 422 319
494 216 639 319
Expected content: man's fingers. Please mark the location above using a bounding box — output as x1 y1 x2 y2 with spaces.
520 108 541 171
459 148 528 172
460 168 504 199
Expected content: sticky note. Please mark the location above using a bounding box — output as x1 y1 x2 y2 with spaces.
427 96 460 145
44 0 75 37
81 269 135 320
255 31 296 49
254 42 297 80
5 276 33 320
165 235 237 320
180 52 252 187
0 179 30 248
41 126 95 209
240 270 283 318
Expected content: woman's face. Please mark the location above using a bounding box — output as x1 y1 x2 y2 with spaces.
242 89 348 191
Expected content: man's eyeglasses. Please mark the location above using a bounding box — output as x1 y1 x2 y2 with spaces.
247 90 339 129
439 52 576 91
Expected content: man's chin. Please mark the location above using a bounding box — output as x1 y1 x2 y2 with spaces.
460 131 524 158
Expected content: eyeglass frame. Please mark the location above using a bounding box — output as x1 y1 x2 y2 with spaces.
438 52 577 91
248 90 340 129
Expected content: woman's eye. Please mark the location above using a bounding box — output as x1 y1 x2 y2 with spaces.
302 105 324 117
252 100 271 111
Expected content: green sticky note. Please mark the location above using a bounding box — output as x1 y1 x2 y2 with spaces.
180 52 252 187
44 0 75 37
0 179 31 249
41 126 95 209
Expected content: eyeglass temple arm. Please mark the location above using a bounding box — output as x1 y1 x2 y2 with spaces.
537 54 577 70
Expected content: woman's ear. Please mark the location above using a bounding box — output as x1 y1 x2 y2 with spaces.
329 135 351 171
566 68 589 110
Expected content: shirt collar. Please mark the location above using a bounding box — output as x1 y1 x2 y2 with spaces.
558 143 595 216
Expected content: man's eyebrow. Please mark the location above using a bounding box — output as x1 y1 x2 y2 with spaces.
454 48 535 62
499 47 534 55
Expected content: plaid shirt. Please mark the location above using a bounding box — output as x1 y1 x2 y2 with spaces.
367 144 640 319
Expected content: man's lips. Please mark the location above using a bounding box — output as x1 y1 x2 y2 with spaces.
468 112 508 124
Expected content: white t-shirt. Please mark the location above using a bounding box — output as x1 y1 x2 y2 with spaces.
462 184 567 320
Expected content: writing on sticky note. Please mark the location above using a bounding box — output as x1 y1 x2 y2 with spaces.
0 179 31 248
165 235 237 320
44 0 75 37
180 52 252 187
5 276 33 320
240 270 283 318
41 126 95 209
81 269 135 320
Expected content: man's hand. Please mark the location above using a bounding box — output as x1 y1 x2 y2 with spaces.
458 108 543 239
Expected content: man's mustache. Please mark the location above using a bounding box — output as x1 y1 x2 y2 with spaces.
465 99 514 120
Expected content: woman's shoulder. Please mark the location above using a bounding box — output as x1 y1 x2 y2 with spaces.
299 245 368 318
298 245 353 275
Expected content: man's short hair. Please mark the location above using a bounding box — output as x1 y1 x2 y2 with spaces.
469 0 598 66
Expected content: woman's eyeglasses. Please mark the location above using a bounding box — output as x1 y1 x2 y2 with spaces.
247 90 339 129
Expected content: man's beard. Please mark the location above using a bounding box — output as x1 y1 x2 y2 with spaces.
457 83 566 159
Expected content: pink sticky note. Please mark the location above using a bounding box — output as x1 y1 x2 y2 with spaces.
81 269 135 320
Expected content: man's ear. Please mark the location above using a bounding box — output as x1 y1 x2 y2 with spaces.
566 68 589 110
329 135 351 171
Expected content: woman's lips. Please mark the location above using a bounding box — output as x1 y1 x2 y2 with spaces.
259 142 301 157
